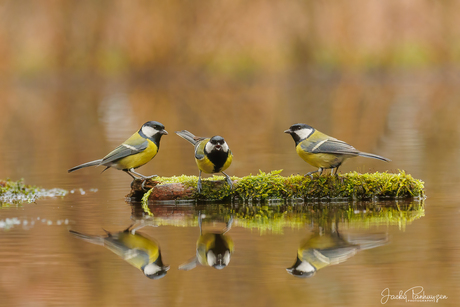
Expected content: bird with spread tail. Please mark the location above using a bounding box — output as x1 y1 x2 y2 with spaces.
175 130 233 193
179 214 234 271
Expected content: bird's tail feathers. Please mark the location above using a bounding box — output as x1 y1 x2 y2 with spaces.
357 152 390 162
346 233 389 250
68 159 103 173
175 130 198 145
69 230 105 245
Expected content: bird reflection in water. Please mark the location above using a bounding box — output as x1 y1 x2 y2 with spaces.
179 213 234 270
69 224 169 279
287 220 388 278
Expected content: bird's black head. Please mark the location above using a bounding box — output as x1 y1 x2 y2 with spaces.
284 123 315 144
207 250 231 270
139 121 168 145
206 136 229 152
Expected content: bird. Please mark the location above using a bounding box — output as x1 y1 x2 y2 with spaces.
286 226 388 278
284 123 390 177
175 130 233 193
68 121 168 179
69 225 170 279
178 214 234 270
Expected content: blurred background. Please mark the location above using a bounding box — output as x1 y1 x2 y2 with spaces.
0 1 459 306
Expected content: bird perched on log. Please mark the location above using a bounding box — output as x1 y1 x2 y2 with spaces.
68 121 168 179
175 130 233 193
284 123 390 177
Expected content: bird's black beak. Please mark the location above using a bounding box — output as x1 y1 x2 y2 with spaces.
161 130 168 135
215 144 222 150
284 129 292 134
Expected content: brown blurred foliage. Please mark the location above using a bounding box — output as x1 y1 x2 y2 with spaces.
0 0 459 78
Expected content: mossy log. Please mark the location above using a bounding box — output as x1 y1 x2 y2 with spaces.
127 170 425 202
128 199 425 232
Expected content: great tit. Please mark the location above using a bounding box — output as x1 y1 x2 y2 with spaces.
284 123 390 176
175 130 233 193
69 225 170 279
68 121 168 179
286 227 388 278
179 214 234 270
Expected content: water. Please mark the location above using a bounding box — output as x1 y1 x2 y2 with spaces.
0 73 458 306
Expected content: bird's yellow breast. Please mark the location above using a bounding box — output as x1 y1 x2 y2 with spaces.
295 143 344 169
116 232 160 263
195 152 232 174
116 140 158 170
196 233 234 265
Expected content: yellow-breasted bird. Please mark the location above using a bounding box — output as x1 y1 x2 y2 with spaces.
286 227 388 278
284 123 390 176
69 225 170 279
178 214 234 270
68 121 168 179
175 130 233 193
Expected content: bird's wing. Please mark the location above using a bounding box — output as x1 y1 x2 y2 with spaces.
101 138 148 165
104 238 150 267
312 246 358 265
194 138 210 160
302 138 360 156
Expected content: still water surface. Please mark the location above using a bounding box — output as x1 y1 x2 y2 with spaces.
0 73 458 306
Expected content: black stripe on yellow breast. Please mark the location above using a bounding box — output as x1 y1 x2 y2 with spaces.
205 150 229 173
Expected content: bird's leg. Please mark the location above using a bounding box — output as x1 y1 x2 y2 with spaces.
223 216 233 235
198 211 203 235
222 171 233 189
305 168 323 179
336 166 345 184
333 166 340 176
130 221 158 234
129 168 158 180
197 170 202 193
124 170 137 180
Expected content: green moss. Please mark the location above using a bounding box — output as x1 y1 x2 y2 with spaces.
141 188 154 216
0 179 68 207
145 170 425 202
132 199 425 234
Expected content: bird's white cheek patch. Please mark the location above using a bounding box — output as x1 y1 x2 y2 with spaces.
223 251 231 265
297 261 316 273
144 263 162 275
141 126 158 137
205 141 214 153
206 251 216 266
296 128 313 140
222 142 229 152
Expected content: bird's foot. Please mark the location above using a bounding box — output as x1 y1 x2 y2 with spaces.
305 168 323 179
222 172 233 189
